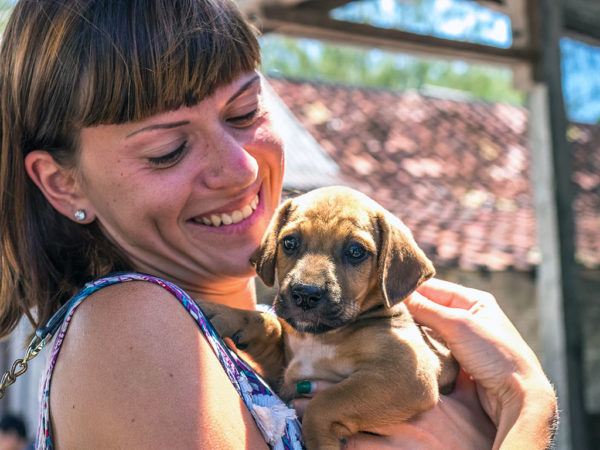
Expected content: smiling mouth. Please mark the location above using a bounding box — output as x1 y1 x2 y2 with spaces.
191 194 259 227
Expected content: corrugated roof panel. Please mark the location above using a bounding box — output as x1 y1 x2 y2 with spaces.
262 78 344 191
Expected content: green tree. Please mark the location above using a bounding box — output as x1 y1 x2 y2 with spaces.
0 0 16 34
260 34 524 104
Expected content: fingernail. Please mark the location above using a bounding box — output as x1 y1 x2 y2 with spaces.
296 380 313 394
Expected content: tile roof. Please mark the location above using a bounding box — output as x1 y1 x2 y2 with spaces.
268 77 600 271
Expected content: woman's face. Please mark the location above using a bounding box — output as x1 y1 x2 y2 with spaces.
75 72 284 289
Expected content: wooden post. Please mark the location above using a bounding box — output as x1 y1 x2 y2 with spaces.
528 1 588 448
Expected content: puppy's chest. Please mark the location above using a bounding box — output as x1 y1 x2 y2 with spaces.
283 333 355 385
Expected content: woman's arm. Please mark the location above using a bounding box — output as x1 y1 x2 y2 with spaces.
292 370 496 450
50 281 268 449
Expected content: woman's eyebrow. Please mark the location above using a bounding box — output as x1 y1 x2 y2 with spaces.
125 76 259 138
226 75 261 105
126 120 190 138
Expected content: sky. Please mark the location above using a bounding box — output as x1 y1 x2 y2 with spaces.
560 38 600 123
331 0 512 48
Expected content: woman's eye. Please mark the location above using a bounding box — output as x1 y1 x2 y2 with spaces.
227 109 259 127
281 235 300 254
345 243 368 264
147 141 187 167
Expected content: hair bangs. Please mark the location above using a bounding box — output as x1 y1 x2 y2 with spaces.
75 0 261 127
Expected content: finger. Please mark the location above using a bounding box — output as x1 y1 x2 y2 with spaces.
290 398 309 418
295 380 317 396
449 369 479 407
405 292 466 338
416 278 478 310
295 380 335 397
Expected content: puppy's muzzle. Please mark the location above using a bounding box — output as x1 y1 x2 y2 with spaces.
290 283 324 310
277 278 349 333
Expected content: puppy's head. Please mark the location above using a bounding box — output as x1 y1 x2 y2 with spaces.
250 186 434 333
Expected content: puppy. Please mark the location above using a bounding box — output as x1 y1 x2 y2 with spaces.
201 186 457 450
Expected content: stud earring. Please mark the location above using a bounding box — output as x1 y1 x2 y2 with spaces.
74 209 87 221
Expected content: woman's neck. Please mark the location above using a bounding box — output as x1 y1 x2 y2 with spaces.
181 277 257 310
129 258 258 310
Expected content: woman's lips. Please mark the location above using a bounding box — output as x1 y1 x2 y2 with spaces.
190 194 259 227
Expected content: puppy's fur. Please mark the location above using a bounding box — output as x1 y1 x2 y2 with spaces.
200 186 457 450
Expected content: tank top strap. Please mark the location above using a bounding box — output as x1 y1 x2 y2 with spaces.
36 272 304 450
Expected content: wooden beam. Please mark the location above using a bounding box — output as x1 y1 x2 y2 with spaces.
528 0 589 448
295 0 354 11
564 15 600 44
563 0 600 43
260 5 537 69
562 28 600 50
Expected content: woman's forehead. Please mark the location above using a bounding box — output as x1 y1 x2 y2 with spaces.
81 72 262 136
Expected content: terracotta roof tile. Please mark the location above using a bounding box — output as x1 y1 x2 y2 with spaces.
269 77 600 271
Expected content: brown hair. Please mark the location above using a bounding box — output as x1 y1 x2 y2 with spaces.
0 0 261 338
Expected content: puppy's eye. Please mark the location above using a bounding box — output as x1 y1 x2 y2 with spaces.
281 235 300 254
345 243 368 264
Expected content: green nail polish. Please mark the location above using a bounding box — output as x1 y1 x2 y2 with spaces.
296 380 312 394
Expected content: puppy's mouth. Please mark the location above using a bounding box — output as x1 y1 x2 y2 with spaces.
274 294 356 334
284 318 336 334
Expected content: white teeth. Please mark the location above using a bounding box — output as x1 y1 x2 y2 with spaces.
241 205 253 219
231 210 243 224
196 194 259 227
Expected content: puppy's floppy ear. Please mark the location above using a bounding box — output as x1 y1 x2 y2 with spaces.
250 198 293 287
376 210 435 307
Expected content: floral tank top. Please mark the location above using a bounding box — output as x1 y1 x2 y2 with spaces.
36 272 304 449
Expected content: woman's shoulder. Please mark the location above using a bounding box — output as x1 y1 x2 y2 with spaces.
56 277 193 350
70 276 190 331
49 276 268 449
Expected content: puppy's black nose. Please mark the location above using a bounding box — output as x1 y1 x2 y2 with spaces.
291 284 323 310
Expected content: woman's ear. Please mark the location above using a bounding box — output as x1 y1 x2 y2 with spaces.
24 150 96 223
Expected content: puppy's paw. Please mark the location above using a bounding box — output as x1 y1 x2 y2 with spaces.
197 301 248 342
198 301 285 386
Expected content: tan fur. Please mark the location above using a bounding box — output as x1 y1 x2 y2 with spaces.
199 186 458 450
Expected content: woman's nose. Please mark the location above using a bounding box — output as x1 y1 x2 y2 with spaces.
201 134 258 191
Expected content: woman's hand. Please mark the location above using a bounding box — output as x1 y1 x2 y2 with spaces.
405 278 558 449
291 372 495 449
291 278 557 449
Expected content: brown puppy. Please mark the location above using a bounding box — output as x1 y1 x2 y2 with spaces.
201 186 457 450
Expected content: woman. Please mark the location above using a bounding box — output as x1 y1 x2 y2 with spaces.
0 0 556 448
